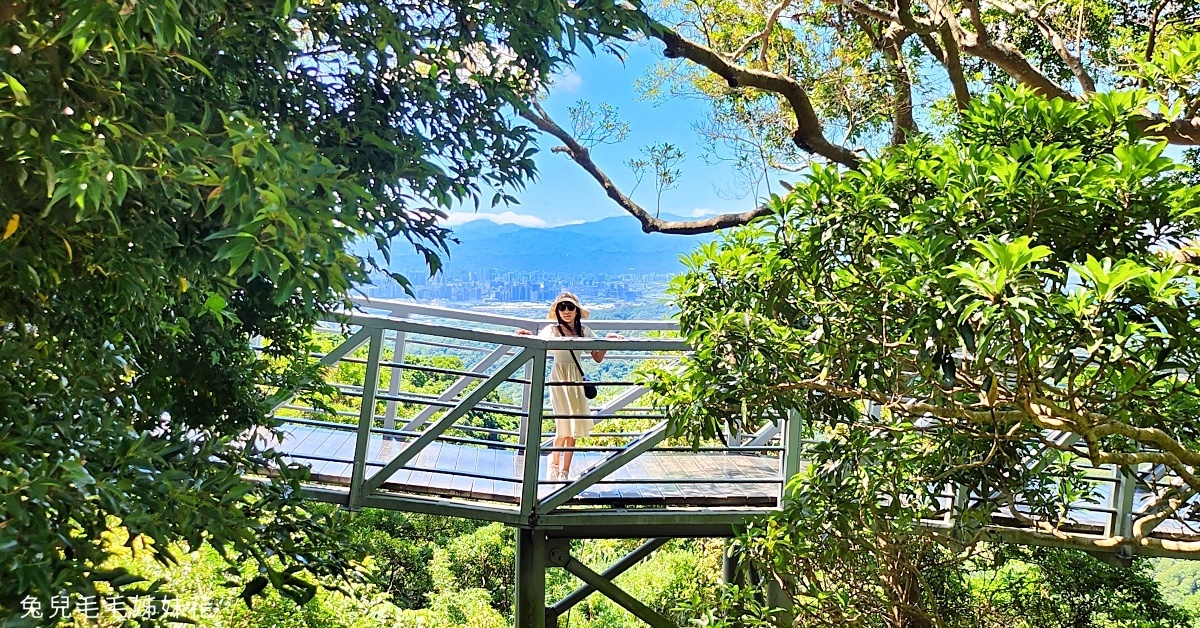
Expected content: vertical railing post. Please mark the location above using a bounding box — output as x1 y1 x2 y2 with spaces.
383 320 407 431
1112 466 1138 539
514 528 548 628
518 323 538 446
520 347 548 520
779 409 803 508
950 485 970 526
348 325 384 509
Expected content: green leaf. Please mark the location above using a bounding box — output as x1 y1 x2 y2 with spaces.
3 73 29 106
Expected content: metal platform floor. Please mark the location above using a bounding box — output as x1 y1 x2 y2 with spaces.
278 423 779 508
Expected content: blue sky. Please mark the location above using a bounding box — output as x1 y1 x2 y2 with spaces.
445 41 769 228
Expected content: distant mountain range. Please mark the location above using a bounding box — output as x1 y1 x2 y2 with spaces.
388 215 716 277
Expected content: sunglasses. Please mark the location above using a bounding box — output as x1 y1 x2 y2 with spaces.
556 302 577 312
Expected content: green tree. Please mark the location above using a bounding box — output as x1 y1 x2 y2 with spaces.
976 546 1191 628
0 0 648 618
520 0 1200 235
647 88 1200 624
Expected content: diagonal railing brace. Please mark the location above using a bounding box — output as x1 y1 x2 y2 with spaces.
538 422 669 513
403 344 516 432
362 347 534 493
546 542 675 628
547 537 669 623
268 326 373 412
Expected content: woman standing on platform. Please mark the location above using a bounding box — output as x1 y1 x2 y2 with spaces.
517 292 623 481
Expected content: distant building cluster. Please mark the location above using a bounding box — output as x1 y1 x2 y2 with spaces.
368 269 675 305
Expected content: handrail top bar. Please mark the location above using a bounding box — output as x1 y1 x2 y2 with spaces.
351 297 679 331
327 311 692 351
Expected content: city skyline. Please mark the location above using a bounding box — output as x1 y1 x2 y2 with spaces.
367 267 676 306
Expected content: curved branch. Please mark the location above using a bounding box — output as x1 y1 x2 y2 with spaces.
730 0 794 65
518 102 772 234
939 23 971 111
948 0 1076 100
1143 115 1200 144
645 19 863 168
882 26 918 143
1144 0 1173 67
827 0 901 24
984 0 1096 93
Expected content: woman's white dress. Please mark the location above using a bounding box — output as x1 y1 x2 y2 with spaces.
539 324 595 438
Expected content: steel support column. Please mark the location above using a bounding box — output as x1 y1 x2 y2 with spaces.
515 528 549 628
721 538 738 585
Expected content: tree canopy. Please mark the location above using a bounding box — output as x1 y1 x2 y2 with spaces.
648 86 1200 624
0 0 645 617
525 0 1200 234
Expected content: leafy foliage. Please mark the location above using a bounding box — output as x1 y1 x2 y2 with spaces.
0 0 648 617
648 87 1200 624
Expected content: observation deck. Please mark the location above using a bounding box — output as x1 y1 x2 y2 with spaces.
258 299 1200 626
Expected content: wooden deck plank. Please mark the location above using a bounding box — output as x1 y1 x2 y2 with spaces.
640 454 683 501
283 426 338 462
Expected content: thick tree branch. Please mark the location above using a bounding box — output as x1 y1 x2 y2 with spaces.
518 102 772 234
645 19 863 168
936 0 1197 141
984 0 1096 93
939 23 971 110
1144 0 1172 68
882 26 918 143
852 12 918 143
949 0 1076 100
894 0 938 35
1150 114 1200 144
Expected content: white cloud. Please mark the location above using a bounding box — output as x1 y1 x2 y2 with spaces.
553 68 583 94
690 208 723 217
444 211 550 228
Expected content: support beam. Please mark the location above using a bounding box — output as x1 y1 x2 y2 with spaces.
521 348 548 518
779 410 803 507
745 420 781 448
515 528 549 628
722 539 738 585
383 326 408 430
362 347 533 492
518 329 536 446
1113 468 1138 539
547 542 676 628
596 385 650 416
547 538 670 626
764 574 795 624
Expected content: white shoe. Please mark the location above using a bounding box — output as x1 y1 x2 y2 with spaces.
547 463 560 480
556 469 569 482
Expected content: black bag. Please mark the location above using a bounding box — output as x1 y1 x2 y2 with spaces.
566 341 598 400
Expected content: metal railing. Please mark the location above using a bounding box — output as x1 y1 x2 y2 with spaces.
262 298 791 525
257 298 1200 556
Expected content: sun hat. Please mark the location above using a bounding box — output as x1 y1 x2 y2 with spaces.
547 291 590 319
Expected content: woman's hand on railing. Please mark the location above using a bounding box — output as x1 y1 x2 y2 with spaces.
515 328 534 336
593 333 624 363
